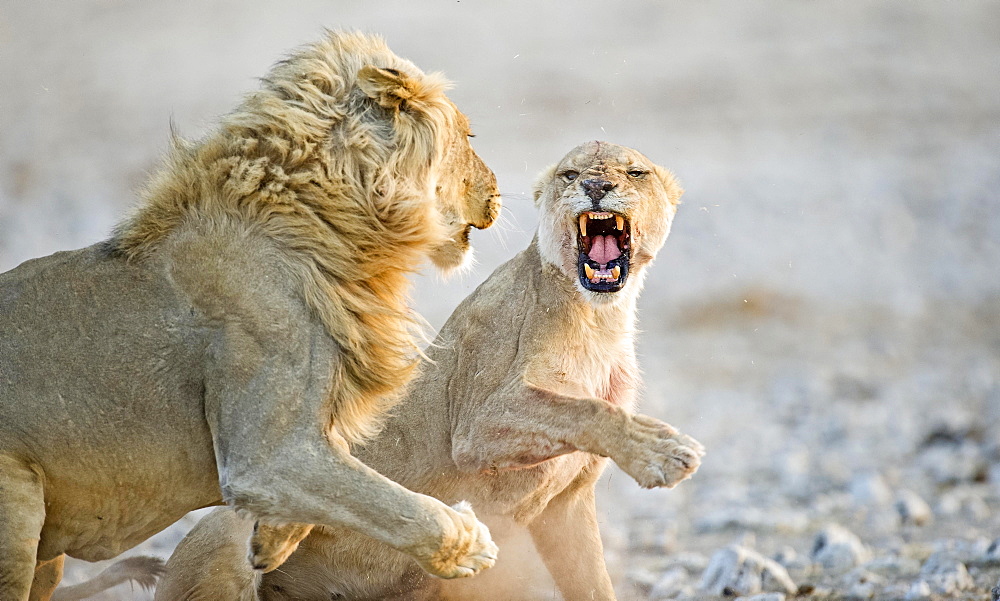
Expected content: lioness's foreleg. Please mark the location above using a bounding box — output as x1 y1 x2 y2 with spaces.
0 455 48 601
452 382 704 489
248 522 313 572
529 479 615 601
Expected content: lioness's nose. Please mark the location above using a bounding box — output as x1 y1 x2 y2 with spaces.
581 178 616 202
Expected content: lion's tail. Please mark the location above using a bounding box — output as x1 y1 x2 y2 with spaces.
51 556 165 601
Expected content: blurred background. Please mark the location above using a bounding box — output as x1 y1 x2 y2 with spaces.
2 2 998 599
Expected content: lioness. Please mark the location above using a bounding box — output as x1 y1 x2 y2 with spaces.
0 31 501 601
156 142 704 601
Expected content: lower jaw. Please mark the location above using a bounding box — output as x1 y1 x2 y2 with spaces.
578 254 629 293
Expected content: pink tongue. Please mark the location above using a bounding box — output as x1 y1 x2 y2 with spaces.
588 235 622 265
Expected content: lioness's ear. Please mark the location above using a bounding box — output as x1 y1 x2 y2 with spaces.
532 164 558 206
653 165 684 206
357 66 419 110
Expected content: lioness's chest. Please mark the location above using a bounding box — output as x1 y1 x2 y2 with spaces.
535 323 637 408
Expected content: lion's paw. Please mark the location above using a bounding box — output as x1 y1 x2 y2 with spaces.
621 415 705 489
419 501 498 579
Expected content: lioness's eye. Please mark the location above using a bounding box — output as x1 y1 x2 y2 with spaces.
562 170 579 182
627 169 646 178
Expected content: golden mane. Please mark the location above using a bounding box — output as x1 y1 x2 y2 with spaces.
111 31 460 442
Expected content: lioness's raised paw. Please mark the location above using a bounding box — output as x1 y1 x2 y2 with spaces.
417 501 498 579
619 414 705 489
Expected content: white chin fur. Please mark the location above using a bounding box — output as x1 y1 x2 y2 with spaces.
575 278 642 307
431 244 476 280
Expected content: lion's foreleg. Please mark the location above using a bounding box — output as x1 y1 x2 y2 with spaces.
205 324 497 581
220 435 497 581
0 455 48 601
452 382 704 489
528 482 616 601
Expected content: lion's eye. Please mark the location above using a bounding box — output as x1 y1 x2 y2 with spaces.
627 169 646 178
562 171 579 182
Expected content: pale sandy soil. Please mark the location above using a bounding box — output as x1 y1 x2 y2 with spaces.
1 2 998 599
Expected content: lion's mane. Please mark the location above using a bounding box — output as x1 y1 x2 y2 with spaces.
111 31 461 442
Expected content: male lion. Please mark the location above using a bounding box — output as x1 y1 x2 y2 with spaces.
155 141 704 601
0 31 502 601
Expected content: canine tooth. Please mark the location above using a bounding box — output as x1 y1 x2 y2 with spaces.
615 215 624 231
579 214 588 236
584 264 595 280
612 266 621 279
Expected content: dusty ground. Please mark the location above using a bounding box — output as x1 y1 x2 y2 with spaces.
1 2 998 599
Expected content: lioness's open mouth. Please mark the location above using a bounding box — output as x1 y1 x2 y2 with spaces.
577 211 630 292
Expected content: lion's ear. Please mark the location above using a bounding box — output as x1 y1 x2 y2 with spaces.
532 164 558 206
357 66 420 110
653 165 684 206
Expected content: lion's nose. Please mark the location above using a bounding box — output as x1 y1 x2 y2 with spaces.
581 179 616 202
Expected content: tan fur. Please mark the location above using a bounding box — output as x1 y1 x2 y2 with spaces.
157 142 704 601
0 31 500 601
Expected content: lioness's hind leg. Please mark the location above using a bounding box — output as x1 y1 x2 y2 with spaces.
0 455 47 601
29 556 63 601
249 522 313 573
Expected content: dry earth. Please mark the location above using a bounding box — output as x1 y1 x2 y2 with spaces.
1 2 998 599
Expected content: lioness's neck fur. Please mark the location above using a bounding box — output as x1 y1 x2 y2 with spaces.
112 32 454 442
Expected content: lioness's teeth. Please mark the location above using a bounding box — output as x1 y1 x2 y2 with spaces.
584 264 595 280
615 215 624 231
612 266 621 280
579 215 588 236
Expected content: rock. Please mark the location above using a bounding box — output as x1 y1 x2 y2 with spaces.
862 554 921 578
895 489 933 526
848 471 893 507
773 446 812 494
628 520 677 553
810 524 870 571
992 575 1000 601
695 506 809 534
989 462 1000 490
986 537 1000 565
881 581 913 599
841 568 883 599
936 486 990 521
662 551 710 574
772 546 800 568
649 566 690 601
905 579 932 600
699 545 797 597
734 594 786 601
625 566 660 591
913 552 974 595
917 439 986 484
